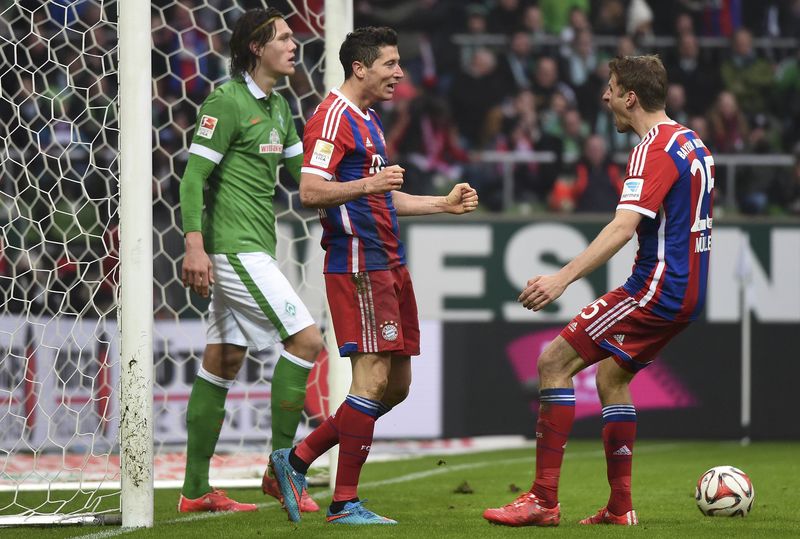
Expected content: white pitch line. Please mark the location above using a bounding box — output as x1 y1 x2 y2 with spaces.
78 443 676 539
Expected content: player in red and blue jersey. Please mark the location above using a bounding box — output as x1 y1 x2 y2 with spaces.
484 55 713 528
270 27 478 526
302 88 406 274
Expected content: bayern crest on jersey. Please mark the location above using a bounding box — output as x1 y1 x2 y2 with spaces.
380 320 399 341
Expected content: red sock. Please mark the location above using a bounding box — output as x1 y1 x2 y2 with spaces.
333 396 378 502
293 405 342 465
601 405 637 515
531 389 575 508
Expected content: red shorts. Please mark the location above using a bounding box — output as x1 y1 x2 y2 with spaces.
560 287 688 372
325 266 420 357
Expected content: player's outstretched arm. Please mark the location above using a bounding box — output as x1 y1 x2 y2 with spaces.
299 165 405 208
392 183 479 216
518 209 641 311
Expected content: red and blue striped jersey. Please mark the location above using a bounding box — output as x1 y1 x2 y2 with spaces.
617 121 714 322
301 89 405 273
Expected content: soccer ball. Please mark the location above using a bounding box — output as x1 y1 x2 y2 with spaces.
695 466 754 517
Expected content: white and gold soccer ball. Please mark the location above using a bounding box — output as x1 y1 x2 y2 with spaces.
695 465 755 517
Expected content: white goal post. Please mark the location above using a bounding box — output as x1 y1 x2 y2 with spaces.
118 0 154 528
0 0 350 528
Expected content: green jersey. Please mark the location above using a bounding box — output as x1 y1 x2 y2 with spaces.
182 73 302 256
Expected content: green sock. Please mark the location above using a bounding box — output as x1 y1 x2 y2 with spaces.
182 376 228 499
270 355 312 451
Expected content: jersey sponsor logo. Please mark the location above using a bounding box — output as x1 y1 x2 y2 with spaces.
310 139 334 167
621 179 644 201
380 320 399 341
197 115 218 139
259 128 284 154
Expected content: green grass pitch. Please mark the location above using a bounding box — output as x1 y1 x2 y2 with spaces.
1 440 798 538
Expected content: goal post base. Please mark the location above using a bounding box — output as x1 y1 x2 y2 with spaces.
0 513 122 528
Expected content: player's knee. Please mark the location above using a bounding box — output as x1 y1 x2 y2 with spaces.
359 375 388 401
219 351 246 379
285 326 324 362
382 382 410 408
537 353 564 383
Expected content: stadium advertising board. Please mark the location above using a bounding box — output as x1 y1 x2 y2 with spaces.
400 219 798 440
405 221 800 324
0 318 443 452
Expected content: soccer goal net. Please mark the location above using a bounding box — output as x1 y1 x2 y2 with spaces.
0 0 343 527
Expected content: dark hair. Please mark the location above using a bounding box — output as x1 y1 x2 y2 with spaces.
339 26 398 79
229 7 285 78
608 55 667 112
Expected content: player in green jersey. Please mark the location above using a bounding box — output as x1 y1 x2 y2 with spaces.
177 7 323 513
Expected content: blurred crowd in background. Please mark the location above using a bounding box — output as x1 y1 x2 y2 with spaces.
3 0 800 316
146 0 800 216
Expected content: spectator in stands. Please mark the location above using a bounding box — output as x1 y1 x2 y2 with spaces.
449 47 507 149
626 0 654 40
459 4 489 71
688 115 712 146
775 47 800 149
539 0 589 35
720 28 774 117
355 0 462 91
779 0 800 38
665 83 689 126
708 90 749 153
388 90 470 196
665 32 721 116
496 31 538 93
779 143 800 215
615 34 639 58
563 29 600 89
572 134 622 213
738 113 784 214
163 3 217 102
531 56 576 113
559 108 590 164
493 89 564 209
694 0 742 37
522 4 552 52
592 0 626 35
487 0 527 33
674 11 695 37
559 6 591 57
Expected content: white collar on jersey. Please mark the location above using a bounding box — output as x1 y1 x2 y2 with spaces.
642 119 676 139
244 72 271 100
331 88 372 120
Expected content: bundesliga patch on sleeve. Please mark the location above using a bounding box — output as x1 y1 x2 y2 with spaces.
197 115 218 139
620 178 644 201
310 139 334 168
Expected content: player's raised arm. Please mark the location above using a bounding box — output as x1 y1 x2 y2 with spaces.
391 182 479 216
299 164 405 208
